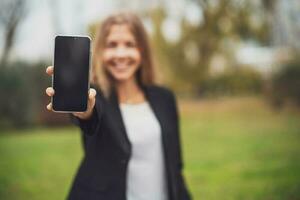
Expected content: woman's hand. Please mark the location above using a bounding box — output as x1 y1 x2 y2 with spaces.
45 66 96 120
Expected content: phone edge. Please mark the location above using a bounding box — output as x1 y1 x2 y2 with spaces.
51 34 91 113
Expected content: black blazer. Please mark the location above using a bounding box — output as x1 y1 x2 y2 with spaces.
67 85 191 200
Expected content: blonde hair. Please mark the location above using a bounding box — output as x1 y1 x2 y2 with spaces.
91 12 156 96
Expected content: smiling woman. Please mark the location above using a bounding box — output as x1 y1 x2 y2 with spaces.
92 13 155 99
102 25 142 82
45 12 191 200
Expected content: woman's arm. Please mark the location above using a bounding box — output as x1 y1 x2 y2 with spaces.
45 65 101 136
70 90 103 136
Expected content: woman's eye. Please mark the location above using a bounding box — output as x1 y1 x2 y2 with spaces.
106 41 117 48
126 41 136 48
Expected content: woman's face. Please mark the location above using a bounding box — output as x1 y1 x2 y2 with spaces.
102 24 141 83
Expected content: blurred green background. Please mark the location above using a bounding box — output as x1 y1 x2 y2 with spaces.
0 0 300 199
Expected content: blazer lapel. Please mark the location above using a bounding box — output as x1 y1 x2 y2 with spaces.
107 90 131 156
144 86 176 199
144 86 172 156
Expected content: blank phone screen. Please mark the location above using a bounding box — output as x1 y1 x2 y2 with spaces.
52 36 90 112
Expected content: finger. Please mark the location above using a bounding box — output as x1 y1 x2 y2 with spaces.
46 66 54 76
72 112 81 117
89 88 97 99
72 112 86 118
46 102 52 111
46 87 55 96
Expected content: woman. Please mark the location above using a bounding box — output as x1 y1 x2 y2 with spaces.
45 12 191 200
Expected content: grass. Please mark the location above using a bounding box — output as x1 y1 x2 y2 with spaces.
0 96 300 200
0 127 82 200
180 97 300 200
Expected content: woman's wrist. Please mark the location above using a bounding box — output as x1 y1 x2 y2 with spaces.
73 108 94 120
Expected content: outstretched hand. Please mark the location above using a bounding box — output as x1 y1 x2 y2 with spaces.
45 66 96 120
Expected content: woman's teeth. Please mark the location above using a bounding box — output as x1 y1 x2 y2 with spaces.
115 62 128 69
112 60 134 69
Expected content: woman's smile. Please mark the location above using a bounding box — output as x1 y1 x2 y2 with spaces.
110 58 136 70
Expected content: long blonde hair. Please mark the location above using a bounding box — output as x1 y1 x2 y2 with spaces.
92 12 156 96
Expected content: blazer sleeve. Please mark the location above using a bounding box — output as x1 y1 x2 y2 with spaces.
70 88 103 136
169 91 192 200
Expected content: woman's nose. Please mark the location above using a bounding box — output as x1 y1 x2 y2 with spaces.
114 46 128 58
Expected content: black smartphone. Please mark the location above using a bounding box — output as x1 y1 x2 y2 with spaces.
52 35 91 112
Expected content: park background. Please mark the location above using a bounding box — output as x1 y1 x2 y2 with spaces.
0 0 300 199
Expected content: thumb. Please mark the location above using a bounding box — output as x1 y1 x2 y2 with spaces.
89 88 97 100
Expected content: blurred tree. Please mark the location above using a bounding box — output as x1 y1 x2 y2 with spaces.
0 0 26 66
149 0 271 95
0 61 70 129
202 67 263 96
261 0 277 45
269 58 300 108
0 62 33 128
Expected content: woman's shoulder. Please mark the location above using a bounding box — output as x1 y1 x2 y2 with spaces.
145 84 176 100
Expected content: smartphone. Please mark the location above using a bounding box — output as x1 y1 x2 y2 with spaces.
52 35 91 112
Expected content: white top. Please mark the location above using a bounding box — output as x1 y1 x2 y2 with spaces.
120 102 168 200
